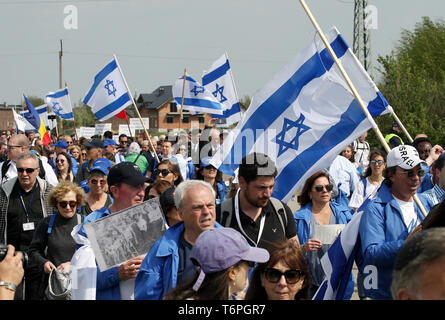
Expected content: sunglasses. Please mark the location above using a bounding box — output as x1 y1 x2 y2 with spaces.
17 167 38 174
7 144 21 149
91 179 107 185
56 159 65 163
399 169 425 178
154 169 171 177
58 201 77 208
203 165 217 171
120 140 128 145
314 184 333 192
263 268 305 284
370 160 384 165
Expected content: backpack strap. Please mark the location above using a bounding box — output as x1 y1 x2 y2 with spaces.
133 154 141 164
269 197 287 236
38 159 46 179
1 159 10 180
220 198 234 227
362 178 367 198
47 214 57 235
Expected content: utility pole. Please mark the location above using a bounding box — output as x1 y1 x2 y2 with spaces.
59 39 63 133
353 0 372 73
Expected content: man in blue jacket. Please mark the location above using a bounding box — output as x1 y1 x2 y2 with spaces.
135 180 220 300
359 145 432 300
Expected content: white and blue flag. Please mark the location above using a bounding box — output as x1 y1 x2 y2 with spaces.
172 73 223 115
45 87 74 120
83 57 132 121
210 26 389 203
202 54 242 126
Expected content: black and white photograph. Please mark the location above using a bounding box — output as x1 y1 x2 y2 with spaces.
84 198 167 272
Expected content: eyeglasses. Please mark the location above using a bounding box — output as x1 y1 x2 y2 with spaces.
399 169 425 178
81 153 87 157
120 140 128 145
314 184 333 192
7 144 21 149
263 268 305 284
17 167 38 174
370 160 384 165
58 201 77 208
66 141 73 145
90 179 107 185
154 169 171 177
56 159 65 163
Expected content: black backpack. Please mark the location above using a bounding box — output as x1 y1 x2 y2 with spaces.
1 159 46 180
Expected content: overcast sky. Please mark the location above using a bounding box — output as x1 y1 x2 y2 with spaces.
0 0 444 107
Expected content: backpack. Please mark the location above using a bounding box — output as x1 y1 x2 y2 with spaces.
1 159 46 181
219 197 288 237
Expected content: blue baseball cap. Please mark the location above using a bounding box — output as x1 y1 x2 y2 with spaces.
89 157 113 176
104 139 117 147
200 157 216 169
53 140 68 149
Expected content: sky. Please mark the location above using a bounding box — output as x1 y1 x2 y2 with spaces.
0 0 444 107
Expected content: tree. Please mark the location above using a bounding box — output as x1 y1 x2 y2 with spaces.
372 17 445 148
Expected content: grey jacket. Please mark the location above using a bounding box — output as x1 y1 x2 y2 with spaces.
0 176 53 243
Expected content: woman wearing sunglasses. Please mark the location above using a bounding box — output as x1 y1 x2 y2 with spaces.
55 151 74 182
154 160 183 187
28 181 85 298
80 164 113 216
349 149 387 212
246 240 311 300
293 171 354 299
196 157 228 205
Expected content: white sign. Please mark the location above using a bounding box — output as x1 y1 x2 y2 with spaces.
313 224 345 245
79 127 96 139
84 199 167 272
129 118 149 130
119 124 136 137
95 123 112 136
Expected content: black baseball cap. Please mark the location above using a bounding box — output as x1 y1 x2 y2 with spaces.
84 138 104 149
107 162 150 186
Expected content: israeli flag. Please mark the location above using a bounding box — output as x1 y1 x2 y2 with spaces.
20 104 50 133
210 26 389 203
172 73 223 115
83 57 132 121
202 54 242 126
45 87 74 120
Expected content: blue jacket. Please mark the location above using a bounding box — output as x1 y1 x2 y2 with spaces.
134 221 222 300
358 183 430 300
215 180 229 205
294 202 354 299
77 207 121 300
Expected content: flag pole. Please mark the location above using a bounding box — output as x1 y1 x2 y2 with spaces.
298 0 428 217
224 52 243 121
387 105 414 143
113 54 159 163
179 68 186 133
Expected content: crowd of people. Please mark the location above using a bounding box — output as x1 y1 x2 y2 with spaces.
0 121 444 301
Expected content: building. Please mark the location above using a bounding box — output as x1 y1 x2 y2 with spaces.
0 103 24 132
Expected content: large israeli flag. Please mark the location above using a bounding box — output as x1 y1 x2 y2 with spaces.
210 26 389 203
45 87 74 120
202 54 242 126
172 74 223 115
83 57 132 121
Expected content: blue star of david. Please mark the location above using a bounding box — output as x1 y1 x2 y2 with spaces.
104 79 117 97
190 85 205 96
212 83 227 103
274 114 311 157
52 102 63 114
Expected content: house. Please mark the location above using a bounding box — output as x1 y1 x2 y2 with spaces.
0 103 24 132
136 85 213 133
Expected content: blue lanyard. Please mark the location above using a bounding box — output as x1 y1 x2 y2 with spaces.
18 186 36 222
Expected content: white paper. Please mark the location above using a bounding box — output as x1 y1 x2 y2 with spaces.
313 224 345 245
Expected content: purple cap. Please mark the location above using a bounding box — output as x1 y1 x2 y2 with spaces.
190 228 269 291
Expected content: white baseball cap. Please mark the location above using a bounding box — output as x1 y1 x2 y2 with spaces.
386 145 425 170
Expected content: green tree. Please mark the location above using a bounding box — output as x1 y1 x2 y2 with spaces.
372 17 445 148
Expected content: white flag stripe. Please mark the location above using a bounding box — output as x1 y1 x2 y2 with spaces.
45 87 74 120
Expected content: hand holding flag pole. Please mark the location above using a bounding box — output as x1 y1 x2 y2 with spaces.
112 55 159 163
299 0 427 217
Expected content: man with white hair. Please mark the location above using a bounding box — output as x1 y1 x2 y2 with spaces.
135 180 221 300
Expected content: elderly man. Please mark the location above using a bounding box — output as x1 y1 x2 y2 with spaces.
359 145 432 300
0 134 57 186
216 152 299 248
72 162 149 300
75 138 104 183
392 227 445 300
135 180 221 300
0 152 53 299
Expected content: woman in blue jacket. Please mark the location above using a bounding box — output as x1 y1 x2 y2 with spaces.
293 171 354 299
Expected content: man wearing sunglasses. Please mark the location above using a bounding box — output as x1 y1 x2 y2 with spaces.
0 134 58 187
72 162 149 300
216 153 299 249
0 152 54 300
359 145 433 300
